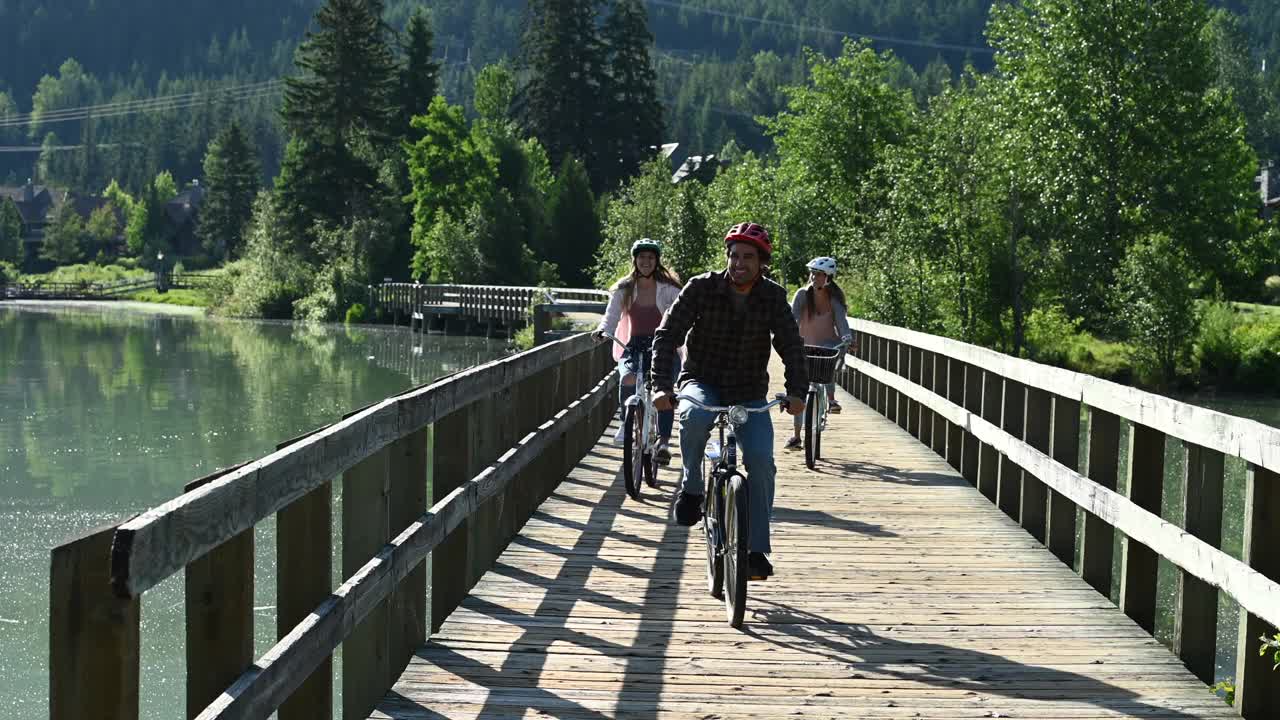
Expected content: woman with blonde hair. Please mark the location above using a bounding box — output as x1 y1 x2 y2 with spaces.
593 239 683 464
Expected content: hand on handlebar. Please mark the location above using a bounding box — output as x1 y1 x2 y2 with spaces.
652 390 676 412
785 395 806 417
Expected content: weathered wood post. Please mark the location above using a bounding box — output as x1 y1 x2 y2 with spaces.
918 350 935 448
343 448 392 719
1235 463 1280 717
276 481 332 720
960 363 983 485
1080 408 1120 597
388 428 429 686
183 473 254 719
533 304 552 346
930 352 947 456
976 370 1003 501
945 358 965 471
1047 395 1081 566
432 405 473 632
1175 442 1224 684
997 380 1026 519
1119 423 1164 634
50 524 140 720
906 346 922 438
1020 387 1051 543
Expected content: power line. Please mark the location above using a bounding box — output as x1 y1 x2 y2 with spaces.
0 81 284 129
644 0 994 55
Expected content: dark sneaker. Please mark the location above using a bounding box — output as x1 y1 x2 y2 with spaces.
655 443 672 466
672 491 704 526
828 401 842 414
748 552 773 580
785 436 802 450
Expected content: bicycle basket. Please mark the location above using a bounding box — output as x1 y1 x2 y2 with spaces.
803 345 843 384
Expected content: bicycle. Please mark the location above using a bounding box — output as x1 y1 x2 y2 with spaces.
677 392 788 628
801 341 849 470
598 332 660 501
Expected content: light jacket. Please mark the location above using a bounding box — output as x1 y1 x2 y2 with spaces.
597 279 683 360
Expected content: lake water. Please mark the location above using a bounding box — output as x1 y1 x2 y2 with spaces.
0 302 508 719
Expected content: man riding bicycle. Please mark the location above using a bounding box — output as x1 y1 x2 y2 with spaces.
651 221 808 580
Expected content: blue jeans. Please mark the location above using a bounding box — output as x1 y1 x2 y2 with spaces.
618 341 680 439
677 381 776 554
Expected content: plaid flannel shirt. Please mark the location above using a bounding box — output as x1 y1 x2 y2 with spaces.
653 270 809 405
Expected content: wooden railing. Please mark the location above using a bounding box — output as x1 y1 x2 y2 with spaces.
838 317 1280 717
49 333 616 720
369 282 609 328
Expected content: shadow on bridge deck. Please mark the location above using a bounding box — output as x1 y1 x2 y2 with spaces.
372 381 1234 719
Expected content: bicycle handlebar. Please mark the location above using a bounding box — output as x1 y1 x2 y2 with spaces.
675 393 790 415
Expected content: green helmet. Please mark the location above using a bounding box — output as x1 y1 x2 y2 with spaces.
631 238 662 258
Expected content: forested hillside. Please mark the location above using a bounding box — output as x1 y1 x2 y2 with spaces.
2 0 1277 194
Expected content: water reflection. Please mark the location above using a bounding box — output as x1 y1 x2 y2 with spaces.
0 302 508 719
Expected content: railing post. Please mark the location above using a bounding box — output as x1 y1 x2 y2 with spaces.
918 350 935 447
277 483 333 720
1047 395 1081 566
930 352 947 456
432 405 472 632
50 523 139 720
896 342 909 430
906 346 921 438
184 475 253 719
1120 423 1164 634
997 380 1025 519
1020 387 1051 543
1175 442 1224 684
945 358 965 471
388 428 430 686
1235 463 1280 717
533 304 552 346
342 447 392 720
976 370 1002 501
960 363 982 485
1081 408 1120 597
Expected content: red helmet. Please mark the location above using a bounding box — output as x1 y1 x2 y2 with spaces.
724 222 772 258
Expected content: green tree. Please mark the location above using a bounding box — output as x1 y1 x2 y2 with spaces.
474 62 517 127
516 0 608 188
279 0 399 242
988 0 1259 324
40 202 83 264
84 204 120 259
1203 9 1280 163
1118 233 1199 385
29 58 101 140
406 96 495 280
395 8 441 140
199 121 261 260
600 0 665 189
546 156 603 286
0 199 22 264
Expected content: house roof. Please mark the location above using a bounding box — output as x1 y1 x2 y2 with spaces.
165 184 207 226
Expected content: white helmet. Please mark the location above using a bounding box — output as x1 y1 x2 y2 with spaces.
806 256 837 277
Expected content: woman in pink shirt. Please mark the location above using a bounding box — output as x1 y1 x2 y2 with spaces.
594 239 683 463
786 256 853 450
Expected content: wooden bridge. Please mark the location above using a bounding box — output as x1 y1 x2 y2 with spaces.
48 313 1280 719
369 282 608 340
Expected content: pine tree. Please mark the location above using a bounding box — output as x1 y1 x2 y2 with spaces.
40 202 84 265
600 0 665 190
199 122 261 260
546 155 603 286
516 0 608 190
395 8 441 140
0 199 23 264
280 0 399 241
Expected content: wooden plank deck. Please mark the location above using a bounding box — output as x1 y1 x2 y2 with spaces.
372 377 1235 719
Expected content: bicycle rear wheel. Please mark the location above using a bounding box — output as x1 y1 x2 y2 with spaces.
723 473 750 627
704 476 723 598
622 404 642 501
804 389 819 469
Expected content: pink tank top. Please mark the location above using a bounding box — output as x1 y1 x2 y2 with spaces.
628 302 662 338
799 307 838 345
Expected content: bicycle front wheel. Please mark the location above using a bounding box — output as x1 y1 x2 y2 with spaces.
723 473 750 627
804 389 819 469
704 482 724 598
622 404 642 501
